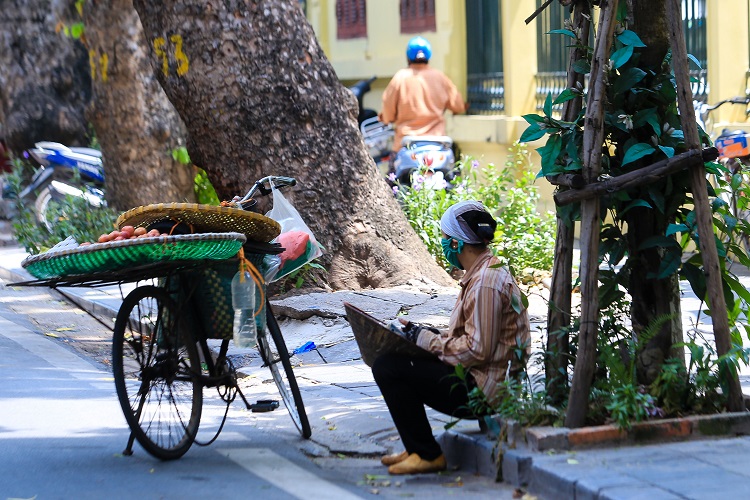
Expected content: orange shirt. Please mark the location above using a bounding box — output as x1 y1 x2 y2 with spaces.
379 63 466 152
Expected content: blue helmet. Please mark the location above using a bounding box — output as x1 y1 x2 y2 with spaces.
406 36 432 63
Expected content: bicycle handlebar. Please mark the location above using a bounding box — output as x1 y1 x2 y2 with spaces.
234 176 297 207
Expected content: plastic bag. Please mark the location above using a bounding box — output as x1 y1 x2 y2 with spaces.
265 181 323 282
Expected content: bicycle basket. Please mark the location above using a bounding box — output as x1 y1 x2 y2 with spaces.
22 233 247 279
175 255 267 341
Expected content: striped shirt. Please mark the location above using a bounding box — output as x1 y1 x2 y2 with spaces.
416 249 531 404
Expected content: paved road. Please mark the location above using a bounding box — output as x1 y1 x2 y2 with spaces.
0 275 517 499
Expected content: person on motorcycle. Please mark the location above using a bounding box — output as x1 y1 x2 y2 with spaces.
378 36 467 168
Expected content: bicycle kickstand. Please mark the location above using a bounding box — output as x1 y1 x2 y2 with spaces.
123 432 136 456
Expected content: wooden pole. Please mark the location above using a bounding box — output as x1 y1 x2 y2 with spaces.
546 0 590 405
564 0 620 429
554 147 719 205
665 0 744 412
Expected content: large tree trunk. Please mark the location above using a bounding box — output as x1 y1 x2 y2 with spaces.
628 0 684 384
131 0 453 290
0 0 91 153
83 0 195 210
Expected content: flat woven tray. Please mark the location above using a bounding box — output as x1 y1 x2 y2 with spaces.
344 302 436 367
22 232 247 279
116 203 280 242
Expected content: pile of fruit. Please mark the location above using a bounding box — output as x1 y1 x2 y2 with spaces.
79 226 162 246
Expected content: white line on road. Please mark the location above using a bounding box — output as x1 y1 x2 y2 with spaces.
218 447 363 499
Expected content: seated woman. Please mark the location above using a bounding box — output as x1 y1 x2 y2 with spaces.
372 200 531 475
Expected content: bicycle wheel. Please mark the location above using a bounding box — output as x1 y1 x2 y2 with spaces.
258 306 311 438
112 286 203 460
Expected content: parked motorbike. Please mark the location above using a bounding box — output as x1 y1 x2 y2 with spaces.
349 77 394 175
20 141 106 228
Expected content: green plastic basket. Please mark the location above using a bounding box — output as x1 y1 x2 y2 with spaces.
22 232 247 279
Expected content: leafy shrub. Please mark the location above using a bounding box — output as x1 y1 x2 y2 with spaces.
6 163 118 254
396 142 556 273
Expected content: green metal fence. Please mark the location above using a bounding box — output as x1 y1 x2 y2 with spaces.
466 0 504 114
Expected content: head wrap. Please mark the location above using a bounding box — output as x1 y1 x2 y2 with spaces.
440 200 492 244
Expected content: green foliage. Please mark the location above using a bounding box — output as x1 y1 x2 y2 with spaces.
194 167 220 205
273 262 327 294
396 143 556 273
517 12 750 430
7 163 118 254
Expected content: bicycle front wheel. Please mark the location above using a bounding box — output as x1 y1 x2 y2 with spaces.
112 286 203 460
258 306 311 439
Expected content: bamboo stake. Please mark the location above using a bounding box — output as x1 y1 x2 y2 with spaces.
554 147 719 205
564 0 620 429
546 0 590 405
665 0 744 412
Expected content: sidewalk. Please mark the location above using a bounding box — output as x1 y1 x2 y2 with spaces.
2 242 750 498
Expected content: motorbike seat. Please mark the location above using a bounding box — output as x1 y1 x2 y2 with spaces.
401 135 453 149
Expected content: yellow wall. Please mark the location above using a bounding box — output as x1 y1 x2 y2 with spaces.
308 0 749 213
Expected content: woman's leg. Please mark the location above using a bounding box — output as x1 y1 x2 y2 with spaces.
372 352 472 460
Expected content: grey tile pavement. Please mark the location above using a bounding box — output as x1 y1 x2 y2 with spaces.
3 240 750 499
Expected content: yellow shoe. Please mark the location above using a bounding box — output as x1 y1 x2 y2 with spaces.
387 453 447 475
381 451 409 466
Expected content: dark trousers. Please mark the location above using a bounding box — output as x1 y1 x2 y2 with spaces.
372 352 477 460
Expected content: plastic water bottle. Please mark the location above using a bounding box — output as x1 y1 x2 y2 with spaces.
231 270 257 348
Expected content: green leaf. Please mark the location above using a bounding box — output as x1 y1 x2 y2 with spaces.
613 67 647 94
572 58 591 74
666 223 688 236
658 145 675 158
70 23 85 39
536 134 563 175
616 30 647 47
553 88 578 105
547 29 577 38
543 93 553 117
687 53 702 69
610 45 634 69
620 199 652 216
639 235 680 251
622 143 656 166
522 113 546 125
519 124 546 143
651 245 682 279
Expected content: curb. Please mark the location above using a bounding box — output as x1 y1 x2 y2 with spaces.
526 411 750 452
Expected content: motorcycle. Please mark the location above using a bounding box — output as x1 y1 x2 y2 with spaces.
349 77 458 189
349 77 394 175
20 141 106 228
392 135 457 189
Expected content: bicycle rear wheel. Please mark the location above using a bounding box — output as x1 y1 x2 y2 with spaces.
112 286 203 460
258 305 311 438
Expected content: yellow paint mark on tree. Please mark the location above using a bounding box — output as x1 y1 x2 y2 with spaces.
88 49 110 83
153 34 190 77
171 34 190 76
153 37 169 77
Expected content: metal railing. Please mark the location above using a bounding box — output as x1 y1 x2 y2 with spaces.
467 72 505 115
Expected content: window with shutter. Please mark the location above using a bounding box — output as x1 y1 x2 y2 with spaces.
400 0 436 34
336 0 367 39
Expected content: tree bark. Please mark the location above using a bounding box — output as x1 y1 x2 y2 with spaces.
130 0 453 290
0 0 91 153
83 0 195 211
627 0 684 385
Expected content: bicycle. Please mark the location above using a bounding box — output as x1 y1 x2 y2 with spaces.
15 176 312 460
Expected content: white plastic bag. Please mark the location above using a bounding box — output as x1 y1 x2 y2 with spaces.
264 182 323 282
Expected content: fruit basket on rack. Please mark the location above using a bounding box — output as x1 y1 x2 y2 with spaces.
21 232 248 280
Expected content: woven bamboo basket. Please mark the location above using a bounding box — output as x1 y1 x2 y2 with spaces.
116 203 280 243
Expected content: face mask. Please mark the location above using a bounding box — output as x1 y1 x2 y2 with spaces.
441 237 464 270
